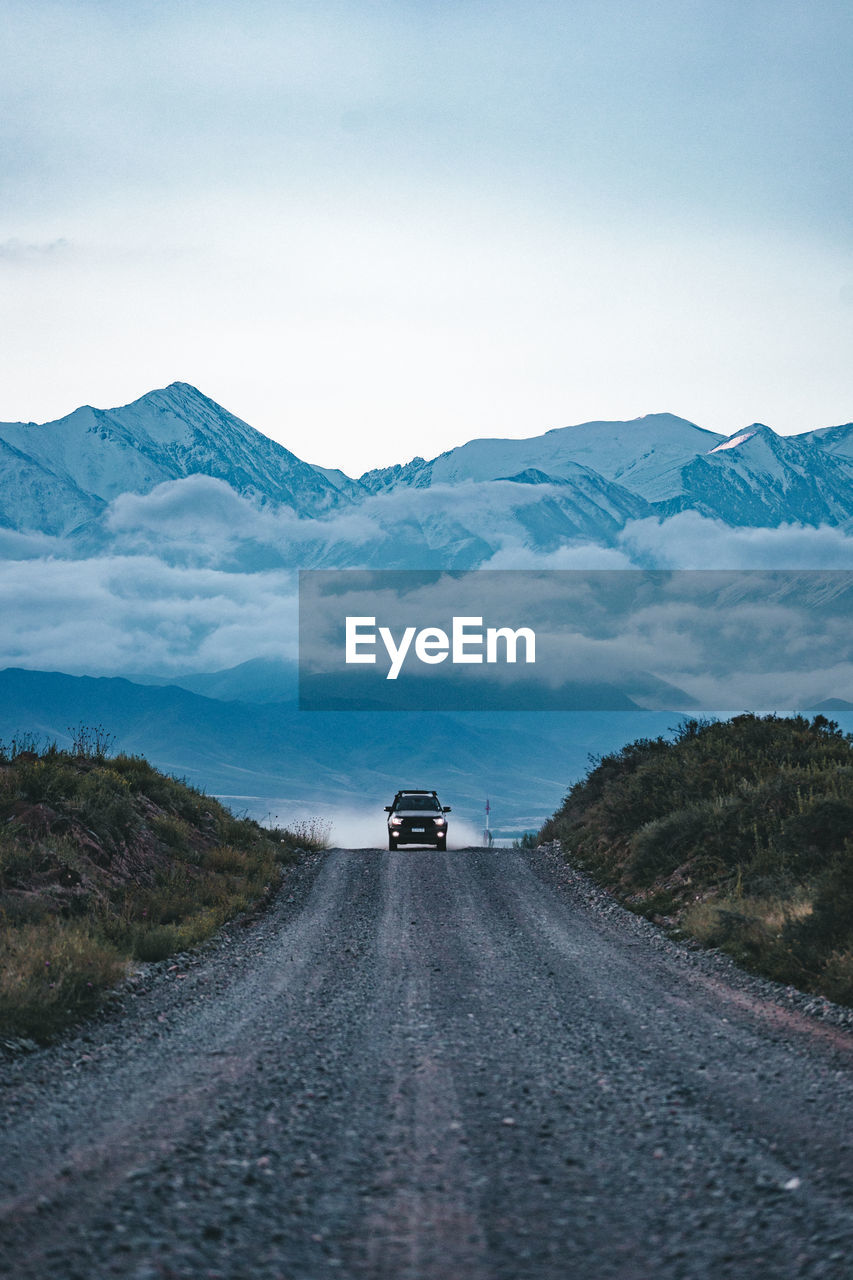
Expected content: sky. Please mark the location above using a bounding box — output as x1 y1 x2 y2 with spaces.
1 0 851 476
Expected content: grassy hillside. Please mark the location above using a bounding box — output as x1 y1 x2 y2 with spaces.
539 713 853 1006
0 728 327 1041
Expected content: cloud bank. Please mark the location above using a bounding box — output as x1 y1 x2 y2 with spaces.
1 476 851 679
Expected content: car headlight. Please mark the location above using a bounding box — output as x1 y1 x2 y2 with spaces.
435 817 446 825
390 817 403 825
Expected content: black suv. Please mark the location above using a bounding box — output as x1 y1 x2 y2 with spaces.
385 790 452 850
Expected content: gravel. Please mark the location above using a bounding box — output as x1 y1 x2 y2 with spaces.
532 840 853 1035
1 845 852 1279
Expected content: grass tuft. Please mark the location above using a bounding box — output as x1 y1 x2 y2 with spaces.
0 920 126 1040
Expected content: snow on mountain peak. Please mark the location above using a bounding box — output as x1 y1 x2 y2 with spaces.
2 385 852 547
650 421 853 527
0 383 346 529
359 413 724 498
709 428 762 453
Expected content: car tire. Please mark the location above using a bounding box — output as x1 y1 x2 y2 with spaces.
436 836 446 851
388 836 398 850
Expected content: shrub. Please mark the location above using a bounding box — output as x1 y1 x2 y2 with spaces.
0 736 317 1039
276 817 332 851
75 769 138 844
627 797 742 887
513 832 539 849
151 813 194 854
130 923 185 963
68 723 116 760
785 844 853 970
13 758 81 806
541 713 853 1006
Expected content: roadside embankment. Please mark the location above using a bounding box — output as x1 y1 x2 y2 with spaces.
539 713 853 1006
0 727 325 1042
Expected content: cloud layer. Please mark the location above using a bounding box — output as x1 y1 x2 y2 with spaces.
1 476 852 681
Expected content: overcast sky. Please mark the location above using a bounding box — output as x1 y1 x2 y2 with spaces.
1 0 851 474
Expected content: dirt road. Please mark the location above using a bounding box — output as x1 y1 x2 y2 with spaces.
1 848 852 1278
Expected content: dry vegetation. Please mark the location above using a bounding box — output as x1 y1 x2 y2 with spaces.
539 713 853 1006
0 727 328 1041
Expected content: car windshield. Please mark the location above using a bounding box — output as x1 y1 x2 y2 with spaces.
395 795 440 811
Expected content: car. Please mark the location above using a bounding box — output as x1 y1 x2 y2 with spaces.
385 789 452 850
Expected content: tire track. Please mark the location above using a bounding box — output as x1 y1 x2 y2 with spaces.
0 848 851 1279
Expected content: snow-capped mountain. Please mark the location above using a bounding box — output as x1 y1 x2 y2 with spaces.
801 421 853 461
648 424 853 526
1 384 852 560
359 415 853 531
0 436 105 534
359 413 723 496
0 383 346 534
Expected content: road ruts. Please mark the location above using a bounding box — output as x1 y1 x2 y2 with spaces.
1 848 852 1279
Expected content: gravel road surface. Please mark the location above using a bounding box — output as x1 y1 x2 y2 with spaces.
1 848 852 1279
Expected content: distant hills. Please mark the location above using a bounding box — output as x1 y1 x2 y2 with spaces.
2 384 852 561
1 666 849 836
0 666 679 832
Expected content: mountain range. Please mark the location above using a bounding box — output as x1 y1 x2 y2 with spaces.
2 384 852 560
3 386 850 832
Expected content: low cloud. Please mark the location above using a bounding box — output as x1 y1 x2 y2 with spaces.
0 554 298 676
617 512 853 569
479 542 634 569
2 477 852 684
0 527 69 560
94 476 853 575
